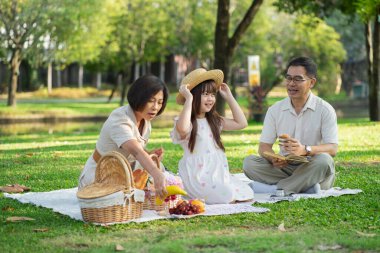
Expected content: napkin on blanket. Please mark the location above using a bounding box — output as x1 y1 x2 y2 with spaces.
232 173 362 203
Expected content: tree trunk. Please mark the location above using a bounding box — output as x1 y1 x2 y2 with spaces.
78 64 83 88
214 0 231 116
230 67 237 98
120 66 132 106
214 0 263 115
164 54 177 86
134 63 140 80
96 72 102 89
47 62 52 94
108 73 122 103
56 68 61 87
160 59 165 81
370 11 380 121
7 49 21 107
141 63 146 75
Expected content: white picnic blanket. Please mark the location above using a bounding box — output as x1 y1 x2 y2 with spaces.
3 173 362 224
233 173 362 203
3 187 268 224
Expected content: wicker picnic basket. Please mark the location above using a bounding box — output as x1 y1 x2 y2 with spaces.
77 151 143 224
141 155 182 211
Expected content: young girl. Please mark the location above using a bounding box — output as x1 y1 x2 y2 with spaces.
170 68 254 204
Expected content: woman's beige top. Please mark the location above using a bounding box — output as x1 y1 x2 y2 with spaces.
78 105 150 189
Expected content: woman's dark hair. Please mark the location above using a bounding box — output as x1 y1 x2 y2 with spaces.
188 80 225 153
127 75 169 115
286 56 317 79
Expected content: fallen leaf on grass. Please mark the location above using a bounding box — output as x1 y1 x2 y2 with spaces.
25 153 34 157
0 185 24 193
6 216 35 222
2 206 15 212
16 184 31 191
33 228 49 232
278 222 286 232
115 244 124 251
317 244 343 251
0 184 31 193
53 151 64 157
356 231 376 237
75 243 89 248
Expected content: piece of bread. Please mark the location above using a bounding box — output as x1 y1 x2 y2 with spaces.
279 134 290 139
133 168 149 190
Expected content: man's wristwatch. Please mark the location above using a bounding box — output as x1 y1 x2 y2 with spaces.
305 145 312 156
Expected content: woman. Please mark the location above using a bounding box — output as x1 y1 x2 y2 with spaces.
78 75 168 198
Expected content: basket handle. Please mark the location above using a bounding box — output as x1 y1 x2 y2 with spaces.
96 151 135 193
115 151 135 192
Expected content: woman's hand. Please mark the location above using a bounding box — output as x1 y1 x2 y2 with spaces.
152 171 167 199
121 140 167 199
219 83 232 100
179 84 193 102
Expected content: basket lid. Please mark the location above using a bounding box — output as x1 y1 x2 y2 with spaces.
77 183 125 199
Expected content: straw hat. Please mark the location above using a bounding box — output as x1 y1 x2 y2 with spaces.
176 68 224 105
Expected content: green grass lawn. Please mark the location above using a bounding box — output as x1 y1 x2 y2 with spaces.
0 117 379 252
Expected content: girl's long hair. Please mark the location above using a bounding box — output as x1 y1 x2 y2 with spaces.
188 80 225 153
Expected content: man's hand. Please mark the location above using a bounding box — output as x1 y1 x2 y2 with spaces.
271 158 288 168
279 137 306 156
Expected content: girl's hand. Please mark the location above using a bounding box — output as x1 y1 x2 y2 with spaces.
179 84 193 102
219 83 232 99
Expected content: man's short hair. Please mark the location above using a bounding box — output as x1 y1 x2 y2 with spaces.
286 57 317 78
127 75 169 116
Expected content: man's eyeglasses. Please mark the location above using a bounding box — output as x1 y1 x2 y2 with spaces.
284 75 313 84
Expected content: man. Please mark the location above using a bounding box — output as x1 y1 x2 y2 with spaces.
243 57 338 195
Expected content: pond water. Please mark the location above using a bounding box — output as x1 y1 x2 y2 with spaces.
0 118 174 136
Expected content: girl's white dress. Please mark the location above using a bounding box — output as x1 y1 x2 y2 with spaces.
170 118 254 204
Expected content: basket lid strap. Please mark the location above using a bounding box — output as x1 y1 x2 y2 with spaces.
150 154 163 172
123 191 134 207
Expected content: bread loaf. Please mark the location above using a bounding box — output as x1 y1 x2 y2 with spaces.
279 134 290 139
133 168 149 190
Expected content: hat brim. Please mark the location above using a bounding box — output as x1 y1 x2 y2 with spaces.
176 69 224 105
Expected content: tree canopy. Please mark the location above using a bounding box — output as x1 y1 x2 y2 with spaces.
0 0 356 114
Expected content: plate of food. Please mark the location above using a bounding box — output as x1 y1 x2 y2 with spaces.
167 199 205 218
